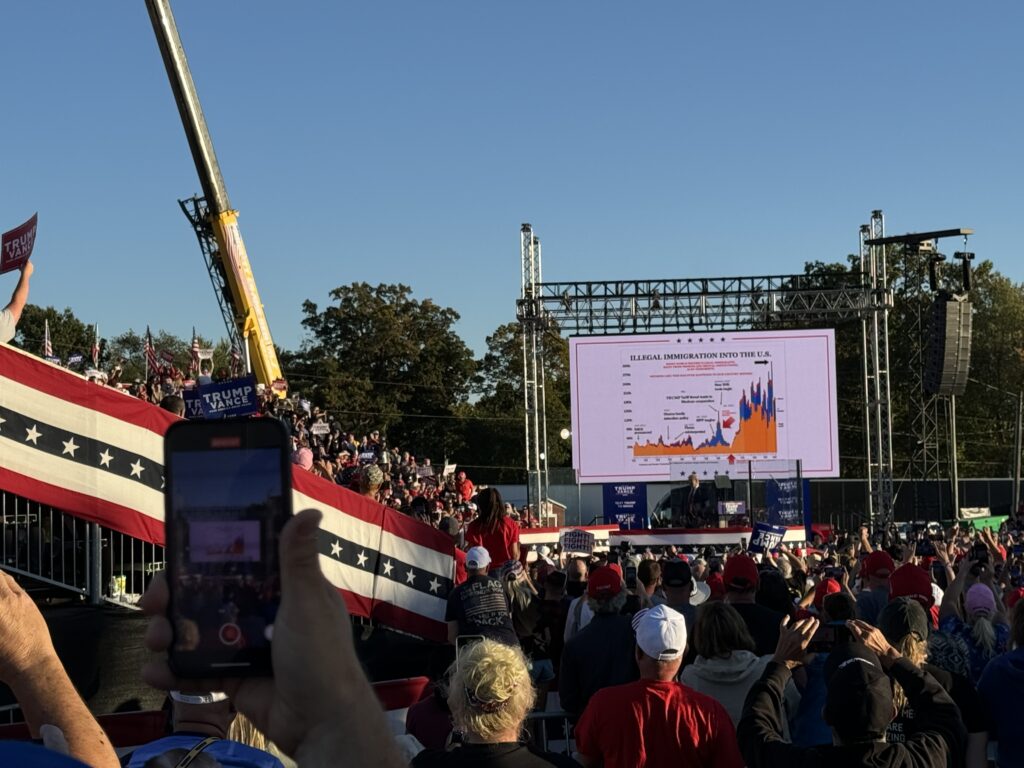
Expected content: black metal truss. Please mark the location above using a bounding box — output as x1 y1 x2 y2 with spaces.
517 272 883 335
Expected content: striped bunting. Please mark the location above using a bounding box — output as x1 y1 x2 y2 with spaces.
0 344 455 641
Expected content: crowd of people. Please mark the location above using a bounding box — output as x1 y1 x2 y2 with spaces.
4 270 1024 766
273 405 542 531
413 514 1024 767
1 475 1024 766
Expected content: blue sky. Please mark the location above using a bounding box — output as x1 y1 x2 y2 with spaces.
2 2 1021 358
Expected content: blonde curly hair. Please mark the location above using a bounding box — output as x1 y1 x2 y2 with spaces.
447 638 536 741
892 633 928 713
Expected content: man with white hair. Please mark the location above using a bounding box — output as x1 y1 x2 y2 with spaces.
573 605 743 768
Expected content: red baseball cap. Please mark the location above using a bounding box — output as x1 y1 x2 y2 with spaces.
889 563 934 609
864 550 895 579
723 554 759 591
813 577 842 610
705 572 725 600
588 565 623 599
608 563 624 580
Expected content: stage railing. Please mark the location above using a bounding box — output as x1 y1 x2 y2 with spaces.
0 492 164 607
1 492 91 597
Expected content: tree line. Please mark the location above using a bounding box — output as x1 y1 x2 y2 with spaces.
12 256 1024 484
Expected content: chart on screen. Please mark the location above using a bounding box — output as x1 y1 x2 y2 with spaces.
569 330 839 483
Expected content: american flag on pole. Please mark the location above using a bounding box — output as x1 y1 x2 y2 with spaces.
229 342 243 376
189 328 200 376
0 344 454 640
91 324 100 368
43 318 52 358
144 326 159 376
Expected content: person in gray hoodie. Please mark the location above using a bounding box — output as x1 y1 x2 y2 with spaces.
680 601 800 731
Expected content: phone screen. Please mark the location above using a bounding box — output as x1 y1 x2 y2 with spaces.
165 420 291 677
808 621 849 653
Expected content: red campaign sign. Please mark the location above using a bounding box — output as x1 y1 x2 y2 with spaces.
1 213 38 274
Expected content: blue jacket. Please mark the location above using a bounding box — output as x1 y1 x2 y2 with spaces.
978 646 1024 768
126 735 284 768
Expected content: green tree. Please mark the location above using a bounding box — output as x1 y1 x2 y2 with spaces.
105 329 223 382
14 305 93 365
464 322 571 483
284 283 476 461
784 252 1024 481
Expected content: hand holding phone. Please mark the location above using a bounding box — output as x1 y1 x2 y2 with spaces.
141 508 404 762
164 419 293 678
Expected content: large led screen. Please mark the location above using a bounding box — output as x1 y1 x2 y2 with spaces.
569 330 840 483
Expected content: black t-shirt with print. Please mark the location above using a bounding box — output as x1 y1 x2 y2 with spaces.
445 574 518 647
886 662 988 744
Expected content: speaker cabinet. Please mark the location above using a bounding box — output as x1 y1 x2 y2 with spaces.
924 296 972 396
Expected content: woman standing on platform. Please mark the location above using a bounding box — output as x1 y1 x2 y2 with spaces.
466 488 521 569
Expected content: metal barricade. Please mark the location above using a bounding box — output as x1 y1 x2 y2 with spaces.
103 528 165 608
0 492 164 608
0 492 90 597
525 707 575 756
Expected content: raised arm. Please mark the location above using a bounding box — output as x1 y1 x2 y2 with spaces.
737 616 818 768
3 261 33 325
859 525 874 554
939 556 974 622
848 620 965 764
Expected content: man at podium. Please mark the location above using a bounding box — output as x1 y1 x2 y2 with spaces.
677 472 716 528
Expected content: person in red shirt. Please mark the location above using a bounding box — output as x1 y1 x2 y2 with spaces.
574 605 744 768
465 488 520 568
456 470 475 502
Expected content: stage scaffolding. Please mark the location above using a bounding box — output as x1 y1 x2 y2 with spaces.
517 211 949 528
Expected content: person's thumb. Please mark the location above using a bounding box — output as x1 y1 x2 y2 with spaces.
280 508 324 600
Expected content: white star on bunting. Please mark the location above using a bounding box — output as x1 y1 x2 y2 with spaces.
25 425 41 444
99 450 113 468
428 578 441 594
405 569 416 585
61 438 79 457
129 459 144 478
357 551 368 568
0 415 6 431
382 559 393 575
330 540 342 557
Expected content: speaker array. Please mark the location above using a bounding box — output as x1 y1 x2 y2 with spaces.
924 296 972 396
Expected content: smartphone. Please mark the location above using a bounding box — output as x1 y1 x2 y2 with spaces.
740 537 748 551
825 566 845 581
808 621 850 653
625 565 638 590
164 419 293 678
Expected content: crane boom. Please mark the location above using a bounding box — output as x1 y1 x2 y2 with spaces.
145 0 284 389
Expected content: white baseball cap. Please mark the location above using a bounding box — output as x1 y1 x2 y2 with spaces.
690 581 712 606
632 605 688 662
466 546 491 570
